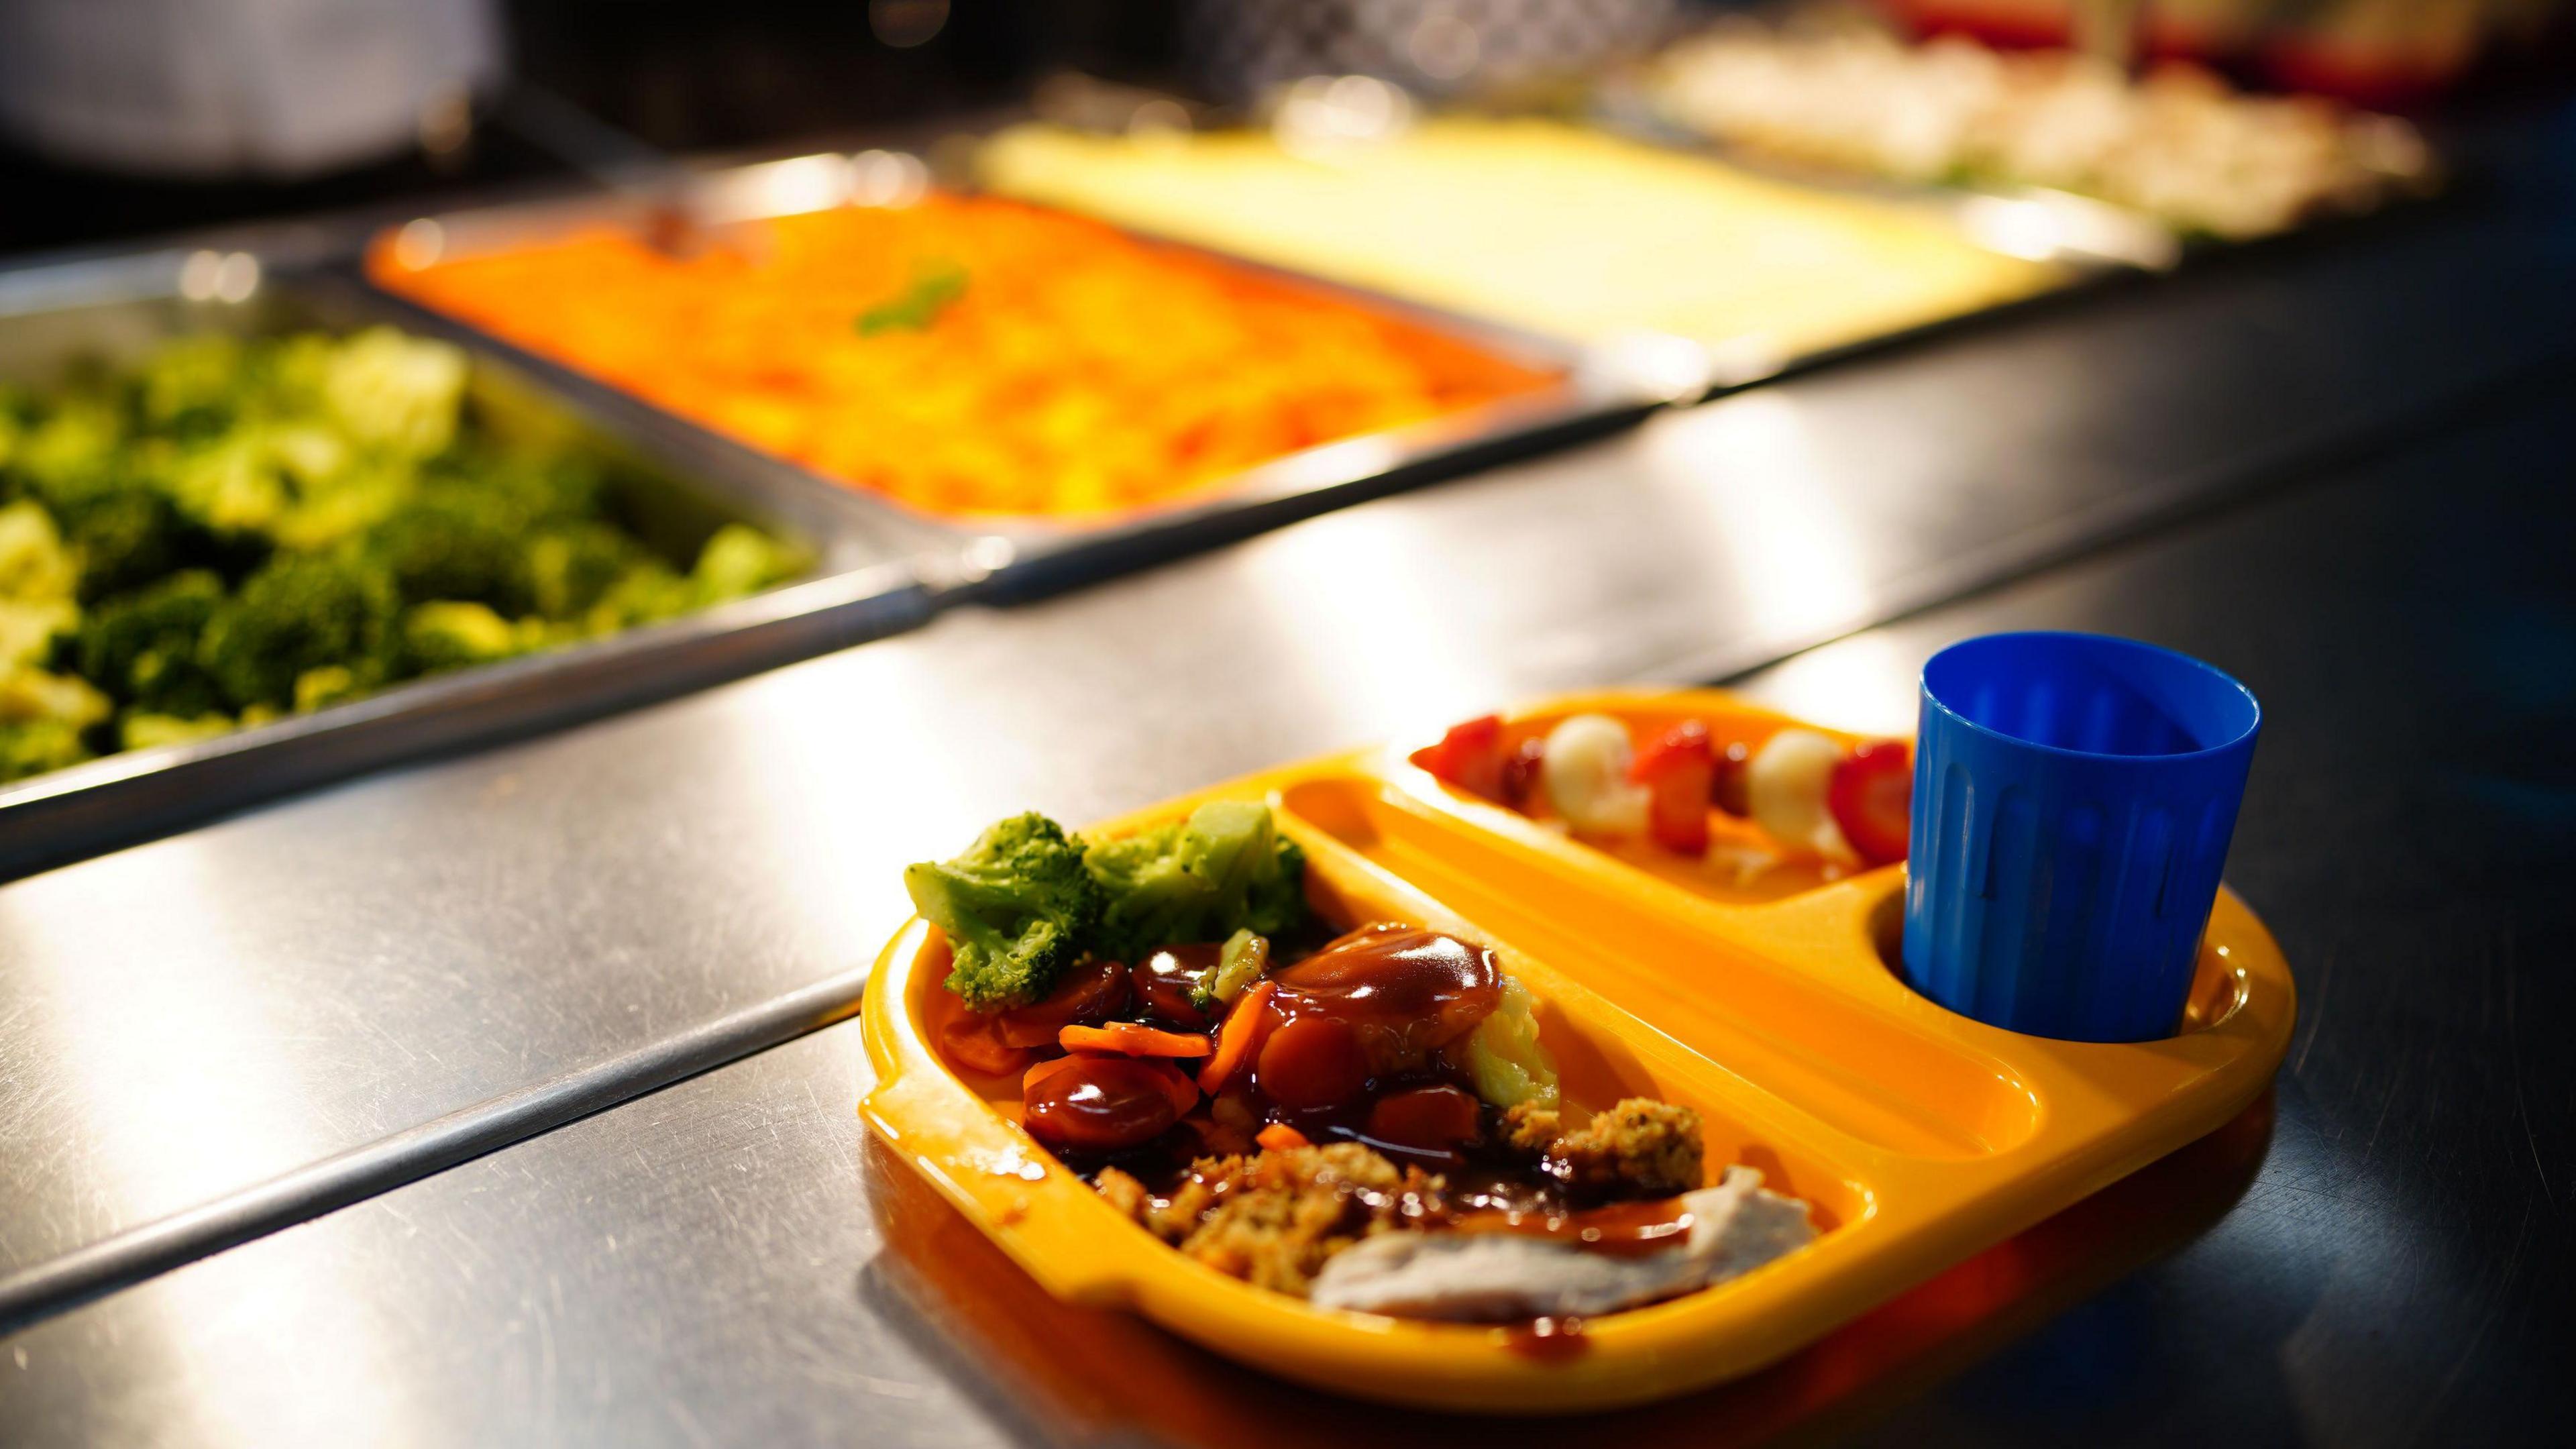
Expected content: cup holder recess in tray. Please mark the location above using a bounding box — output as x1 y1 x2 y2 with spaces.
1275 775 2044 1160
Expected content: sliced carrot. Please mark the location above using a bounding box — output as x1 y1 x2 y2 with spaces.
1197 981 1278 1094
1059 1021 1213 1059
1021 1055 1089 1095
1255 1123 1311 1152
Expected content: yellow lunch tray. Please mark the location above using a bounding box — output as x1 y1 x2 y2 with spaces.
859 688 2296 1414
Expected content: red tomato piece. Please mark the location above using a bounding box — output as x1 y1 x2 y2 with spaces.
1828 739 1915 865
1422 714 1507 799
1631 721 1715 855
1255 1014 1371 1110
1364 1084 1484 1153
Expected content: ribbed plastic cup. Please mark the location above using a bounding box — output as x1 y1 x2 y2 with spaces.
1902 633 2261 1042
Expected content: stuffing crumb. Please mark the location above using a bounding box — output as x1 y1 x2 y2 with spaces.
1091 1143 1446 1295
1500 1102 1562 1155
1093 1167 1150 1223
1546 1097 1704 1198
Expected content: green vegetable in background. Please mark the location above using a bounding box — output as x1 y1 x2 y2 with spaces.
1085 800 1308 964
905 813 1105 1010
74 569 227 716
0 326 807 786
199 552 400 712
856 261 969 335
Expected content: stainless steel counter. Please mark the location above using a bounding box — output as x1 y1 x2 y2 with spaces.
8 370 2569 1447
3 120 2574 1444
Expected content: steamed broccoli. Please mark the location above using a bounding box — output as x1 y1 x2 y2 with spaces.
2 718 93 782
400 600 523 676
904 812 1105 1010
315 327 469 458
366 491 533 612
75 569 226 715
2 663 113 782
133 333 249 440
687 523 804 606
0 499 80 604
526 523 643 620
120 711 236 751
0 327 802 784
1 500 83 672
57 486 207 602
198 553 398 710
1085 801 1308 963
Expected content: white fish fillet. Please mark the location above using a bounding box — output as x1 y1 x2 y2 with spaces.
1309 1165 1815 1321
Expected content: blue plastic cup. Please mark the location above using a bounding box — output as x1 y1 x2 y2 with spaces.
1902 632 2261 1042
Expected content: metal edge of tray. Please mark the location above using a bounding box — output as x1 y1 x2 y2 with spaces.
0 246 940 882
344 152 1688 600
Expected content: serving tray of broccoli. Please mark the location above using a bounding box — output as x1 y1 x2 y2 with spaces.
0 252 933 877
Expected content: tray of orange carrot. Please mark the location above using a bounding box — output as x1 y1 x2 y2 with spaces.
358 151 1674 590
859 688 2294 1411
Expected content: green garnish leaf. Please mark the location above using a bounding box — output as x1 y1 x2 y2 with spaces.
857 261 969 335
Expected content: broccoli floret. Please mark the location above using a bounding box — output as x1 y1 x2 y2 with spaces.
317 327 469 458
198 553 397 710
120 711 236 751
133 333 249 440
525 523 642 620
1 665 111 734
292 664 366 713
1 718 93 782
0 498 80 603
366 491 533 612
687 523 804 605
1085 801 1308 963
904 812 1105 1010
399 600 523 677
584 558 694 633
0 597 77 672
10 405 122 494
1 499 84 672
76 569 226 714
56 486 210 602
162 435 289 536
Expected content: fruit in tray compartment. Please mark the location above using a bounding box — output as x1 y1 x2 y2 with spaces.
1828 739 1916 866
1542 713 1653 837
1420 712 1507 799
1632 721 1716 854
1423 708 1914 866
1746 728 1854 861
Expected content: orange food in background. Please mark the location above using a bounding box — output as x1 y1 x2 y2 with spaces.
369 195 1560 519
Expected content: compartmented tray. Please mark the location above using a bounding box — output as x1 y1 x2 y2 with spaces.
861 688 2294 1413
353 152 1679 601
0 246 934 879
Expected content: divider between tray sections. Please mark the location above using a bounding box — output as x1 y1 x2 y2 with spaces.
1261 744 2296 1224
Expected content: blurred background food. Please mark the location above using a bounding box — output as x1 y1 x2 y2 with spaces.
979 113 2064 362
3 1 2569 259
0 325 802 782
370 192 1559 519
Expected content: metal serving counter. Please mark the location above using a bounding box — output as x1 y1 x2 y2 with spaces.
3 113 2573 1445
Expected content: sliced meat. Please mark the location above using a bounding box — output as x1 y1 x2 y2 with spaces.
1307 1166 1814 1321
